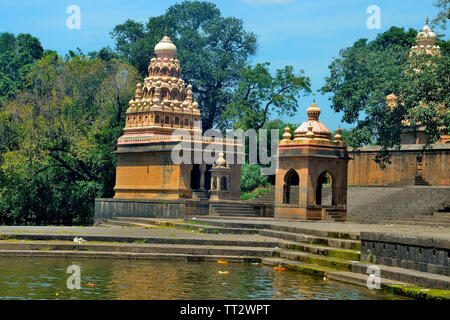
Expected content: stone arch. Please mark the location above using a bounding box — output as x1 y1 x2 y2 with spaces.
154 67 160 75
171 89 180 100
169 68 176 77
220 176 227 191
143 87 148 98
190 164 201 190
283 169 299 204
161 67 168 75
316 170 336 206
161 88 169 99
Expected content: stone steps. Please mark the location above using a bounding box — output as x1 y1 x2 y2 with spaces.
109 218 259 234
351 263 450 291
0 250 262 263
259 229 360 250
0 241 274 257
209 202 258 217
188 218 360 240
276 250 356 271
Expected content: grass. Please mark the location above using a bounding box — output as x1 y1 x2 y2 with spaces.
240 186 272 201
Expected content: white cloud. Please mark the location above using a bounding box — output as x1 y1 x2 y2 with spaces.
240 0 294 5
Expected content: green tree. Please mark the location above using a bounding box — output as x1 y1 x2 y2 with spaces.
223 63 311 131
320 26 449 166
110 0 257 131
0 32 44 104
431 0 449 30
0 52 140 225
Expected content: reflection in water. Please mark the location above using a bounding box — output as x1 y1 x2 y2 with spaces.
0 257 406 300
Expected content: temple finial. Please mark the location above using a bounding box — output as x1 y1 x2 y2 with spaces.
426 17 429 25
164 27 168 35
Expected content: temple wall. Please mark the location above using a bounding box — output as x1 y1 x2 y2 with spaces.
348 144 450 186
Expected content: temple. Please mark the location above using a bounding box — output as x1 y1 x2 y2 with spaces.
274 100 350 221
104 33 242 217
348 20 450 186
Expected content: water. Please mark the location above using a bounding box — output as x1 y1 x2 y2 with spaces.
0 257 407 300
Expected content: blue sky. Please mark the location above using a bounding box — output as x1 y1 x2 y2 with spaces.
0 0 446 131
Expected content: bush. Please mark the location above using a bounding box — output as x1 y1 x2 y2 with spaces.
240 163 269 192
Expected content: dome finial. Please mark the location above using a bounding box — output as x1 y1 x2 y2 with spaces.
164 27 168 36
426 17 429 25
307 100 321 121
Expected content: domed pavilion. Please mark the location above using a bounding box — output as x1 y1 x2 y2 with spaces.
275 100 350 221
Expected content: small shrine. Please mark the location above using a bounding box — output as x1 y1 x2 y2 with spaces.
274 100 350 221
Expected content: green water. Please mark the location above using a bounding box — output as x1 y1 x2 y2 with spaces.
0 257 407 300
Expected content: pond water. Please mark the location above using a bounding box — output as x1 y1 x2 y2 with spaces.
0 257 407 300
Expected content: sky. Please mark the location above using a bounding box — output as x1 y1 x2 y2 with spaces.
0 0 447 131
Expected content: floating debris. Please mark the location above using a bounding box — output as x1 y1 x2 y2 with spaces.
86 282 95 287
217 260 228 264
73 237 87 244
218 271 229 275
273 267 285 271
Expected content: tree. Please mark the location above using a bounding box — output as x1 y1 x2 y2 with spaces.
431 0 449 30
0 51 140 225
110 0 257 131
223 63 311 131
0 32 44 105
320 26 449 166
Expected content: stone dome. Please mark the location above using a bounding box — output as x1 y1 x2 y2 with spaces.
154 35 177 59
416 19 437 47
294 100 332 140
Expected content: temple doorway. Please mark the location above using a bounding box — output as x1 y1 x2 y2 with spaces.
316 171 335 205
283 169 299 204
190 164 201 190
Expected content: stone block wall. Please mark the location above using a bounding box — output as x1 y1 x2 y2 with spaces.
360 232 449 276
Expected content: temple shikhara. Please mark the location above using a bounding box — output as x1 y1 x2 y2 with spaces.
105 33 243 217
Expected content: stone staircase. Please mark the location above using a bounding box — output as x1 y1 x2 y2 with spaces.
192 191 209 201
348 186 450 225
209 202 259 217
98 216 450 292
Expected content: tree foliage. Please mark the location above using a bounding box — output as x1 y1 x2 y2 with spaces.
0 32 44 104
0 51 140 225
321 26 449 166
223 63 311 130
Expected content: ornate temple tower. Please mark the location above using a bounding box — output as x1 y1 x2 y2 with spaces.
409 18 441 57
112 34 242 202
120 32 201 139
274 101 350 221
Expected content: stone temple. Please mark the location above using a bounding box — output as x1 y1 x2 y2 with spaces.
274 101 350 221
96 33 244 218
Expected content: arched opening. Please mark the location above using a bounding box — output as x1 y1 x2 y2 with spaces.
184 118 190 126
283 169 299 204
190 164 201 190
155 115 160 123
171 89 179 100
204 164 212 190
220 177 227 191
165 116 170 124
175 117 180 125
316 171 335 206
